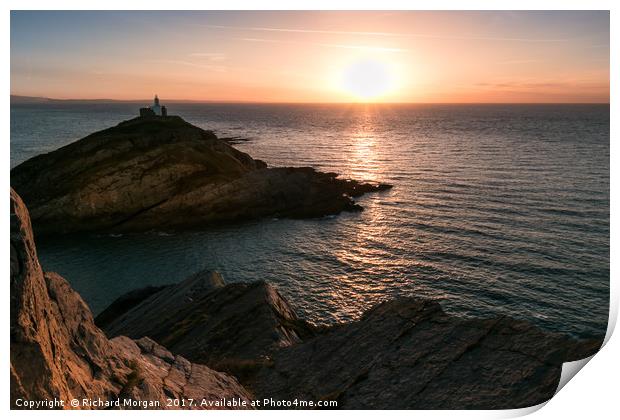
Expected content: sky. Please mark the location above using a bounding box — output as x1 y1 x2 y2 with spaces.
10 11 610 103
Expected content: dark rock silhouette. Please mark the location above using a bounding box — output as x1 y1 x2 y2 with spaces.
94 284 170 330
252 299 600 409
99 269 601 409
10 116 391 235
96 272 318 382
10 189 253 410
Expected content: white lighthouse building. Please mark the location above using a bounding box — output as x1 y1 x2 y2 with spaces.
151 95 162 115
139 95 167 117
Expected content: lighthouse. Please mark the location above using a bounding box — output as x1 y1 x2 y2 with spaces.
151 95 161 116
139 95 168 117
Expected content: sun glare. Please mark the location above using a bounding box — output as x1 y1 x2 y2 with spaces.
339 59 394 101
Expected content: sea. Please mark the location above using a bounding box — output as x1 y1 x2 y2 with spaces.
10 102 610 339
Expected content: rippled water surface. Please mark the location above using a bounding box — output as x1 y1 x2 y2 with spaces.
11 102 609 338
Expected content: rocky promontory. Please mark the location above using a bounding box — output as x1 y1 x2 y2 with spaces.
10 115 391 235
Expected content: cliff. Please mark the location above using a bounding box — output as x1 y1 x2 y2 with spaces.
10 189 253 409
10 116 390 235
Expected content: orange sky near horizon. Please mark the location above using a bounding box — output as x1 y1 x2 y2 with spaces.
10 11 610 103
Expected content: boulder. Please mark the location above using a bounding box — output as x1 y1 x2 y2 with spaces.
10 189 253 410
10 116 391 235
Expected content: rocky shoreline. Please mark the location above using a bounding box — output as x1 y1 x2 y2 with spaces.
10 115 391 235
10 189 601 409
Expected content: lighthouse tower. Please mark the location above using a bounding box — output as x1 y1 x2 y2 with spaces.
138 94 167 117
151 95 162 116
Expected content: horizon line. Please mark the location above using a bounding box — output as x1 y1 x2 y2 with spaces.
10 95 611 106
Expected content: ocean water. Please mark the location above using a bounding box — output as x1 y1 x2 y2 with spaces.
10 102 609 339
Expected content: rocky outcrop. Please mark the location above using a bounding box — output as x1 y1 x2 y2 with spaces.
10 189 253 409
10 116 391 235
99 272 601 410
252 298 600 409
97 272 318 382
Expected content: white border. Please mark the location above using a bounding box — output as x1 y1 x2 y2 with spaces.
3 1 617 419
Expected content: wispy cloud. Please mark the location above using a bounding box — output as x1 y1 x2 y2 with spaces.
474 79 609 90
316 43 409 52
188 52 227 61
149 59 227 72
238 37 408 53
238 37 282 44
496 59 542 65
203 23 569 43
206 24 396 37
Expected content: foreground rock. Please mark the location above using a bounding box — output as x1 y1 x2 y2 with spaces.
100 272 601 409
11 115 391 235
96 272 318 381
253 299 600 409
10 189 253 410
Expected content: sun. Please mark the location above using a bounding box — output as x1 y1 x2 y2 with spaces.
339 58 394 101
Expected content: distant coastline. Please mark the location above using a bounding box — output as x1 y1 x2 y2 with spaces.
10 94 249 104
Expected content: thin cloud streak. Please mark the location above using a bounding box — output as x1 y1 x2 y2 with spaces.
149 59 228 72
316 43 409 52
238 37 408 53
203 23 569 43
188 52 227 61
496 59 543 65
